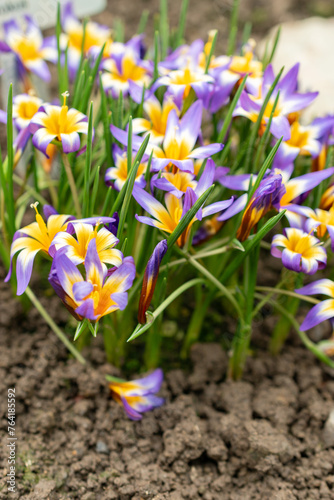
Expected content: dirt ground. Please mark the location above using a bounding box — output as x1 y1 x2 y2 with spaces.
1 261 334 499
93 0 334 52
1 1 334 499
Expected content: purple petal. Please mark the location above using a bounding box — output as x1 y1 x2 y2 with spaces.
73 281 94 301
296 279 334 298
16 248 40 295
121 396 143 420
217 193 248 221
190 143 223 159
202 197 234 217
281 248 302 272
75 299 97 321
60 132 81 154
300 299 334 331
270 116 291 141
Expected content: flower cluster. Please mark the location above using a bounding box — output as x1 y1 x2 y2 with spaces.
5 203 135 322
2 1 334 417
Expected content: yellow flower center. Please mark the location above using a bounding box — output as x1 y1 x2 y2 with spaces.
12 36 40 62
286 122 311 152
16 100 40 120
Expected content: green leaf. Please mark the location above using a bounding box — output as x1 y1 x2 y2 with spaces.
166 185 215 249
264 26 281 68
6 84 15 237
221 210 286 282
205 30 218 74
137 10 150 34
227 0 240 56
83 101 94 217
244 67 284 172
81 43 106 112
74 320 88 341
217 75 247 143
90 165 100 215
127 278 205 342
175 0 189 47
159 0 169 59
99 72 113 168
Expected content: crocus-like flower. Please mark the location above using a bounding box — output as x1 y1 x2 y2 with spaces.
320 183 334 210
101 48 151 98
296 280 334 331
5 203 72 295
111 100 223 173
153 65 214 104
235 174 285 241
304 207 334 250
0 92 44 164
133 165 233 247
132 94 180 144
151 170 197 198
29 91 89 156
219 167 334 228
49 239 135 321
272 117 334 171
60 2 112 77
11 93 43 130
228 39 263 80
108 369 164 420
0 16 57 82
50 219 123 269
271 228 326 275
138 240 168 324
105 145 146 191
233 64 318 140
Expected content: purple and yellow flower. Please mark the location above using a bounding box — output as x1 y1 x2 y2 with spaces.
61 2 112 77
271 228 326 275
0 16 57 82
236 174 285 241
233 64 318 140
111 100 223 173
296 280 334 331
273 117 334 171
0 92 44 164
105 145 147 191
50 219 123 269
320 183 334 210
49 239 135 322
101 48 151 98
133 163 233 247
138 240 168 324
5 203 72 295
11 93 43 130
132 94 180 144
228 39 263 80
153 65 214 103
29 91 89 156
219 167 334 228
108 368 164 420
304 206 334 250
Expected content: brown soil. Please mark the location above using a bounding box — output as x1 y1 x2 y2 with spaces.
1 262 334 500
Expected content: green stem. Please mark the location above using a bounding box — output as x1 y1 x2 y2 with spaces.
25 287 86 365
269 273 303 355
228 320 252 380
229 245 259 380
62 154 82 218
181 287 215 358
255 293 334 369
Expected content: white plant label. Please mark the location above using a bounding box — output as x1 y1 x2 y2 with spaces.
0 0 107 28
